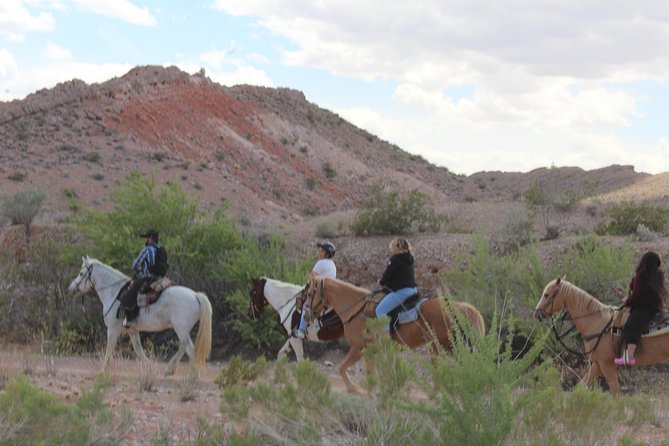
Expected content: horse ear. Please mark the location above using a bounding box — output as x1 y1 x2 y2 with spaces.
556 276 562 285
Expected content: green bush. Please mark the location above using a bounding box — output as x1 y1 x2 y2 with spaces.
351 179 442 236
216 355 268 387
68 172 311 356
0 374 126 445
0 228 81 342
596 201 667 235
442 233 634 323
54 317 104 354
1 188 47 236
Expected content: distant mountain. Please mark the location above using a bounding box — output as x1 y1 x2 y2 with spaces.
0 65 651 229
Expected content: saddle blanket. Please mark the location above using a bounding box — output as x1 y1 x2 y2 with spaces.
395 299 429 325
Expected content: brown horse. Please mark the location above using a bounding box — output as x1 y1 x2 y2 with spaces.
303 273 486 394
535 277 669 396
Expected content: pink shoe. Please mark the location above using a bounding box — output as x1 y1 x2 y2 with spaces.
614 357 636 366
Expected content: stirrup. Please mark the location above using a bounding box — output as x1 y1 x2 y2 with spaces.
123 317 136 328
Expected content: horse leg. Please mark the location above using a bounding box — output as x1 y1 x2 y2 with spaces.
129 331 149 362
600 362 621 397
166 329 194 376
582 362 602 388
277 339 293 360
290 338 304 362
339 347 364 394
103 325 122 370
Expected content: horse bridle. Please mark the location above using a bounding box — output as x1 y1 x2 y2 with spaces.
76 264 96 294
76 263 129 319
537 283 562 318
539 281 614 357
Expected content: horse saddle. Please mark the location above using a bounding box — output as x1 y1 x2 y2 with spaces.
611 307 669 338
388 294 425 334
290 308 342 341
138 277 172 308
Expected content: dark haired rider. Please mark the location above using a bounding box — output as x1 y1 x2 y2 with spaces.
122 229 160 328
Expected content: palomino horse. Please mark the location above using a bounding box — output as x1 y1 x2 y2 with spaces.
249 277 344 361
68 257 213 376
303 274 486 393
535 277 669 396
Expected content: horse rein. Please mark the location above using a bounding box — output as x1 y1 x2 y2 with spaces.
76 263 128 319
304 278 380 325
542 282 615 357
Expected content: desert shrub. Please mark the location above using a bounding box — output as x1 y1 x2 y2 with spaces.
82 151 100 163
489 210 536 254
351 179 442 236
416 307 551 445
7 171 27 182
90 173 104 181
322 161 337 179
596 201 667 235
304 176 318 190
1 188 47 236
216 355 268 387
635 223 658 242
314 221 338 239
0 228 82 342
524 167 592 239
442 233 634 322
0 374 125 445
53 317 103 354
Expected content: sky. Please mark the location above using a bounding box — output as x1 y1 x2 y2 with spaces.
1 1 668 175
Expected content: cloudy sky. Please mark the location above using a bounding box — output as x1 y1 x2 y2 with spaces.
2 1 668 175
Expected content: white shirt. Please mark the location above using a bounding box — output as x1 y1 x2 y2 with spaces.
312 258 336 279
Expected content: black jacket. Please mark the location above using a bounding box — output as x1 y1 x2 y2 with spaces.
379 252 416 291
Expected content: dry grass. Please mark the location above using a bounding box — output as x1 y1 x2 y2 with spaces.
591 172 669 203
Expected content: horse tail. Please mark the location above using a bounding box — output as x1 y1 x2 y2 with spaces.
460 302 486 335
193 292 213 372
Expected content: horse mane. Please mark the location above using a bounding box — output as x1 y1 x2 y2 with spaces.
561 279 614 314
262 277 302 291
87 258 129 280
321 276 370 295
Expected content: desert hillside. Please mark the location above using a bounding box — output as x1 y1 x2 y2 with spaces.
0 65 657 234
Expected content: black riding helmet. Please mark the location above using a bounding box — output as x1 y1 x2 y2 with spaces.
317 241 336 258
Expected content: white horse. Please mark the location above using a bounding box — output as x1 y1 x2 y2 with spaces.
249 277 344 361
68 256 212 376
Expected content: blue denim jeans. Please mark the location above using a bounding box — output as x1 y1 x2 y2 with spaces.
375 287 418 318
298 301 308 331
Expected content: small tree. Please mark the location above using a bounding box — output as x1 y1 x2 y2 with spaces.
1 188 48 236
351 180 441 236
524 166 591 239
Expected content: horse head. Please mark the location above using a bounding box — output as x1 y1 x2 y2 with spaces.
534 276 567 320
68 256 96 295
249 277 268 319
303 272 327 323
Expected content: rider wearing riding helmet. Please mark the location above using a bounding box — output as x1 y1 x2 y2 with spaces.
293 241 337 339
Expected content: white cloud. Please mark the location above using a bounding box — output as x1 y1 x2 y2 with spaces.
174 61 274 88
211 0 669 174
0 61 131 101
73 0 156 26
0 48 18 79
44 41 71 61
0 0 55 40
